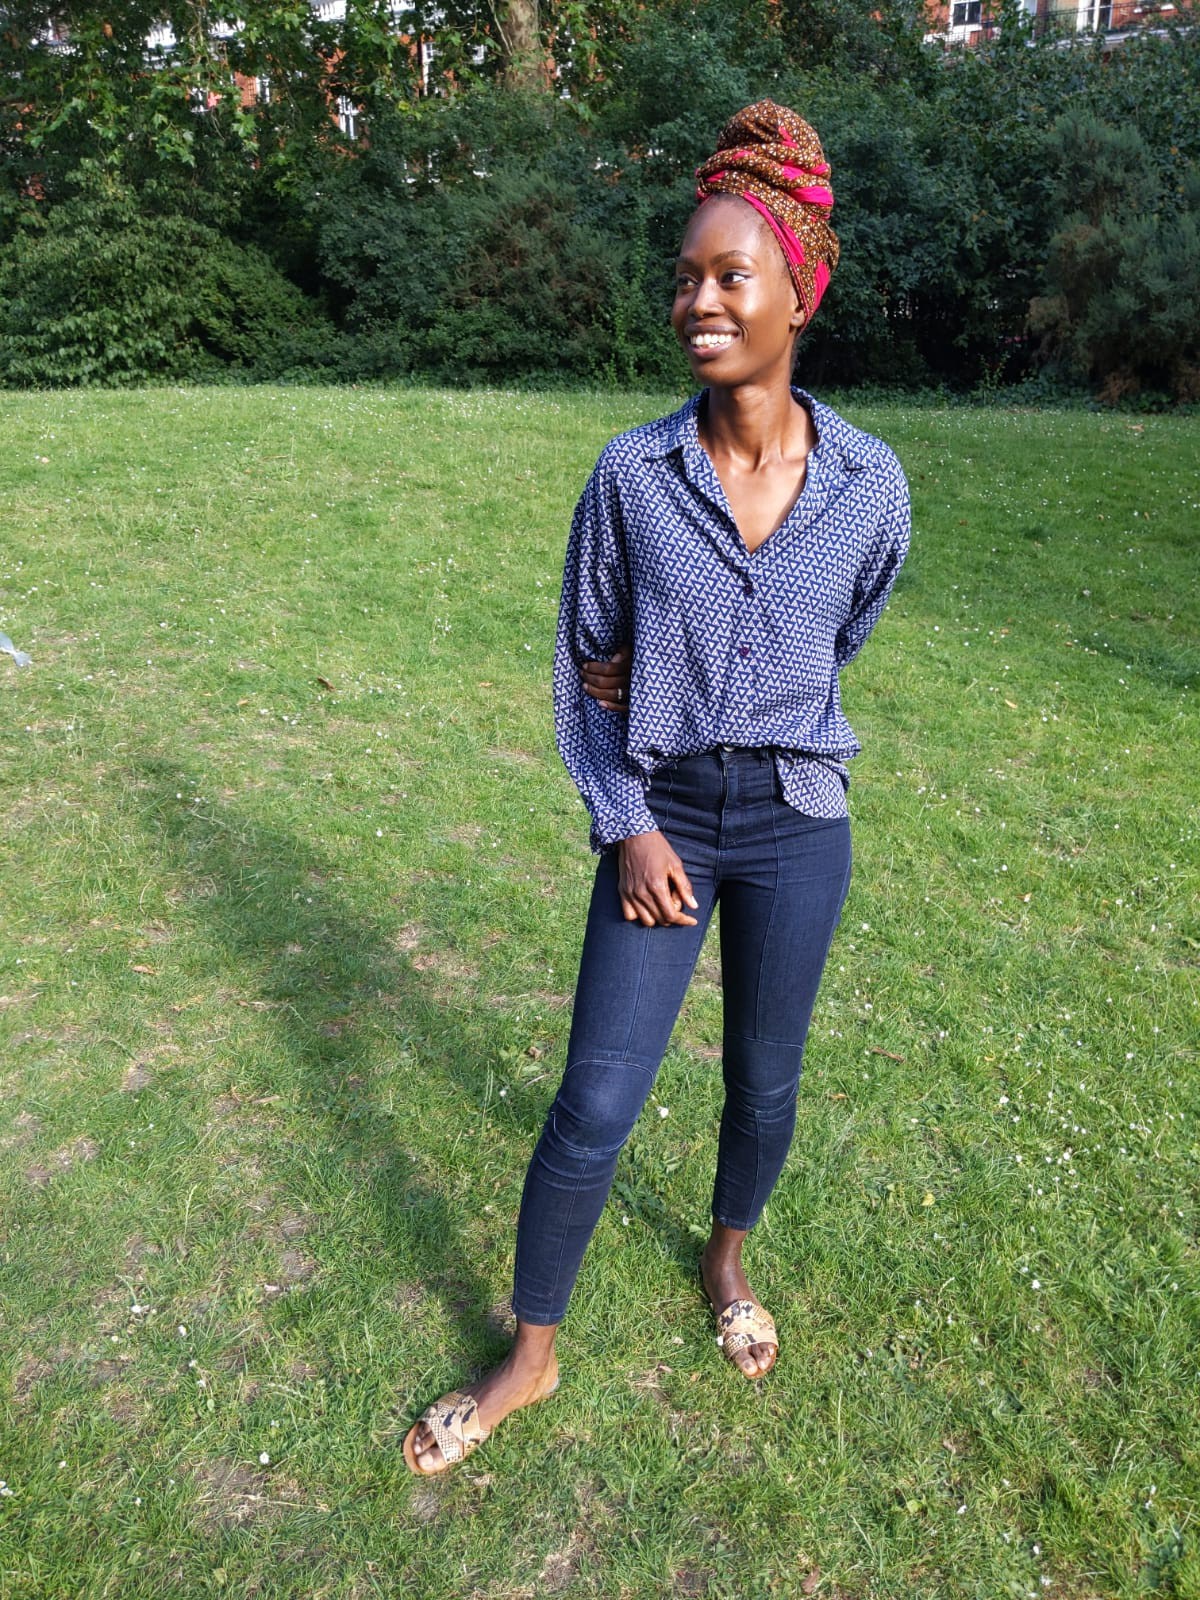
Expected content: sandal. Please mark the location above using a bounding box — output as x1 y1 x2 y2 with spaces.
402 1389 489 1475
715 1298 778 1377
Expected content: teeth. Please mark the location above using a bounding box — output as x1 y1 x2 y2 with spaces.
690 333 734 348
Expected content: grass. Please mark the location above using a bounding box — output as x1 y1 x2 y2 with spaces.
0 385 1197 1600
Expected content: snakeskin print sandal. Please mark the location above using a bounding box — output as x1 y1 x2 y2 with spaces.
403 1389 489 1475
715 1298 778 1377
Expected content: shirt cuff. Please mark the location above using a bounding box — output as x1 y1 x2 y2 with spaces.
589 802 660 854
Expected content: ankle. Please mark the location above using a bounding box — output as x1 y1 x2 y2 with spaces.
508 1325 559 1376
702 1240 743 1274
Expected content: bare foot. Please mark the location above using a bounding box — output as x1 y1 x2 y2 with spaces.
700 1242 777 1378
406 1342 559 1475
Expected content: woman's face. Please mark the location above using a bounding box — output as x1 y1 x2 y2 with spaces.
671 195 804 386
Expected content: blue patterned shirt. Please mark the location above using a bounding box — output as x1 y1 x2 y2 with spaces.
553 387 911 852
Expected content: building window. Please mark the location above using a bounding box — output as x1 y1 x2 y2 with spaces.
336 95 358 140
951 0 982 23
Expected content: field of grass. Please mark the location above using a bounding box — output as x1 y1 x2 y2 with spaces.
1 386 1197 1600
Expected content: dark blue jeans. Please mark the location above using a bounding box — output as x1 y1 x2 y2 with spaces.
512 748 852 1326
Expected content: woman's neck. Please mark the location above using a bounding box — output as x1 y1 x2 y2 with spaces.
698 381 814 469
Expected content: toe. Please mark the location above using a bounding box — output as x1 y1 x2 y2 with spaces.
411 1425 445 1473
752 1342 777 1373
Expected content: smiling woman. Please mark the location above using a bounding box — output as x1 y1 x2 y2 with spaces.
403 100 912 1477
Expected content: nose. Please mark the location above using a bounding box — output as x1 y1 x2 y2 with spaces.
691 273 723 316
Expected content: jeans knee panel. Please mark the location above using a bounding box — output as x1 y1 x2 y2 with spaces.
721 1032 805 1101
548 1057 654 1157
723 1079 799 1121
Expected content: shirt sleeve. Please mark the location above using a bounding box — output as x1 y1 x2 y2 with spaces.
553 452 659 853
834 449 912 671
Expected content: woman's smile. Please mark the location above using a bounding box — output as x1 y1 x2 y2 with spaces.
687 328 739 355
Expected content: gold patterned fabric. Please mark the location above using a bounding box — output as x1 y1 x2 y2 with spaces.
694 99 839 324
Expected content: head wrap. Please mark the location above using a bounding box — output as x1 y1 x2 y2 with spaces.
694 100 839 324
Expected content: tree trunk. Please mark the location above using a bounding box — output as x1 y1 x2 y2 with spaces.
500 0 544 89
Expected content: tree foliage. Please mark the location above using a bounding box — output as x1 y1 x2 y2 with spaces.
2 0 1198 396
0 183 321 383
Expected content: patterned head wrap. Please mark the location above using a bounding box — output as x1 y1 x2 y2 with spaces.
694 100 839 324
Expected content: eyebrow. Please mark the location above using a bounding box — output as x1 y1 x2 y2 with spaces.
674 250 758 268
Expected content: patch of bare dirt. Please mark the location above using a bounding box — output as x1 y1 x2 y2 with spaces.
124 1234 162 1268
122 1062 154 1091
688 1041 723 1060
486 746 541 768
485 989 572 1012
0 989 41 1012
393 923 427 953
410 947 477 981
674 1567 717 1597
12 1356 54 1401
245 1188 278 1219
533 990 571 1010
105 1390 145 1425
277 1248 316 1285
278 1213 310 1241
0 1110 41 1153
317 1013 356 1038
393 1282 425 1313
288 1360 319 1381
192 1460 303 1530
138 921 173 945
88 1357 134 1386
694 947 722 989
25 1134 99 1185
539 1534 583 1593
408 1481 442 1523
484 1301 517 1339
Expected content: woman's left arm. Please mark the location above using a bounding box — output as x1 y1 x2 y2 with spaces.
834 451 912 670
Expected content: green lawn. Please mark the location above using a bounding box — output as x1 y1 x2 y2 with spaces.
1 387 1197 1600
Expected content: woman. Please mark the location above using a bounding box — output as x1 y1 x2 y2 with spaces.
404 100 910 1474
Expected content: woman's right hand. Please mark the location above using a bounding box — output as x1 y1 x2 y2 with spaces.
618 832 699 927
581 643 632 713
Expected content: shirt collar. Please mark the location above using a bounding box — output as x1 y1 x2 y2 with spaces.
643 386 868 473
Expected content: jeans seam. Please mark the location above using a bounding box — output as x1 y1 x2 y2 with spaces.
539 1150 590 1323
754 786 784 1040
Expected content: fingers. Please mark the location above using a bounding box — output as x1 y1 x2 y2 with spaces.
618 834 701 928
621 877 699 927
580 643 632 713
668 861 699 913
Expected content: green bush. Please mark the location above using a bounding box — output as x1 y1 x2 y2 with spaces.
1029 114 1200 402
0 191 324 386
311 91 646 383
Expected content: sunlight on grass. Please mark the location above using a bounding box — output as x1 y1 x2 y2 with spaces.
1 387 1197 1599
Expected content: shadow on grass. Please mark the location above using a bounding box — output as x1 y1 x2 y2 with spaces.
131 755 548 1384
133 753 719 1360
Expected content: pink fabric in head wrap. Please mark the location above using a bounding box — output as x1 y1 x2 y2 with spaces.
694 100 839 323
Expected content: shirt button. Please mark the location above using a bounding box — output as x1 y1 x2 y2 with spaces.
738 644 751 659
742 580 755 597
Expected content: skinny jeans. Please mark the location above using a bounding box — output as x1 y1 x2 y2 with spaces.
511 747 852 1326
